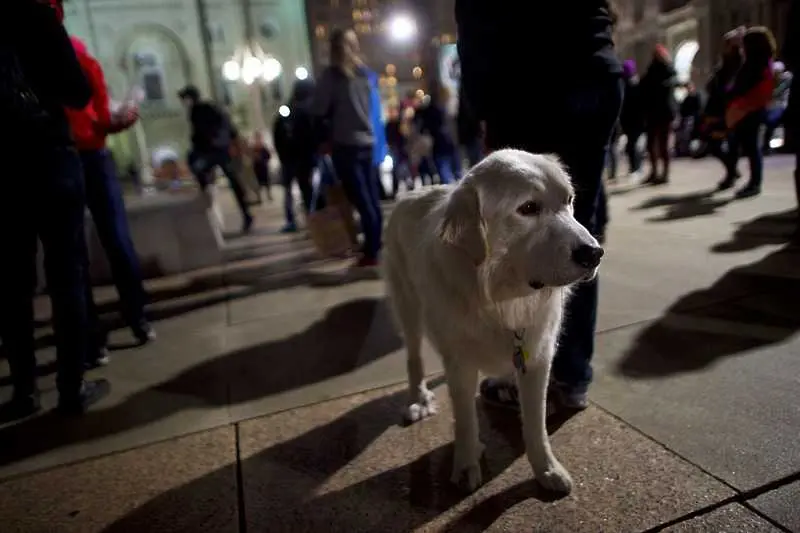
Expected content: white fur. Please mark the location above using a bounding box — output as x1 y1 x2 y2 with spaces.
384 149 602 494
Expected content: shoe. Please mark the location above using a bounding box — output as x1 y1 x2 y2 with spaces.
132 322 157 344
548 380 589 411
734 186 761 199
85 347 111 370
355 256 379 268
280 223 298 233
642 173 659 185
479 377 590 415
57 379 110 415
0 392 41 423
479 377 520 411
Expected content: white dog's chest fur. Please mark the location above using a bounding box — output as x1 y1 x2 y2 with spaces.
386 187 567 377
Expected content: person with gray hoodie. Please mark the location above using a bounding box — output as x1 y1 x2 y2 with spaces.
312 28 380 267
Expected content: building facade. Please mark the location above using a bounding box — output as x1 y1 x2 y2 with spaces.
63 0 312 170
614 0 791 90
304 0 457 108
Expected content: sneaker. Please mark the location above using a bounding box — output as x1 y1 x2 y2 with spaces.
85 347 111 370
132 322 157 344
0 392 41 423
242 215 254 233
479 378 590 415
549 380 589 411
280 223 298 234
57 379 110 415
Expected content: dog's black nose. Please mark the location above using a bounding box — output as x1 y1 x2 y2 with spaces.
571 244 604 269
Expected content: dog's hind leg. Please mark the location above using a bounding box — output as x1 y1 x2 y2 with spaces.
385 260 437 423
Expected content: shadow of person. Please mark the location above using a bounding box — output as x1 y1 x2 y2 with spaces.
101 379 575 533
631 189 731 222
0 298 401 468
616 244 800 378
711 209 798 253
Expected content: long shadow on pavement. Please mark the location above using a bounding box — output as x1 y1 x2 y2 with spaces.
0 297 399 469
616 243 800 378
711 209 798 253
631 188 731 222
101 380 571 533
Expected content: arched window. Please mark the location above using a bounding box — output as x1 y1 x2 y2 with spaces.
132 51 165 103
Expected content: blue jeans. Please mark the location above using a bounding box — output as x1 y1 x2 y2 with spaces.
727 111 765 189
332 145 382 259
434 149 462 184
486 76 624 393
0 146 91 400
190 149 252 221
81 149 147 342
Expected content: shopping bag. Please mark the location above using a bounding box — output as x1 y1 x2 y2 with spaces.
305 156 356 257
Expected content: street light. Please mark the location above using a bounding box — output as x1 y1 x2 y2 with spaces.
388 13 417 43
278 105 291 117
295 66 309 80
221 42 283 133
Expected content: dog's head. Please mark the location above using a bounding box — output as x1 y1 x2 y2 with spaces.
438 149 603 300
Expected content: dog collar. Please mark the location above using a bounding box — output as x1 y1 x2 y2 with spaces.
512 329 528 374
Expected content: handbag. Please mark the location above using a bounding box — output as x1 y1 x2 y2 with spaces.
305 155 357 258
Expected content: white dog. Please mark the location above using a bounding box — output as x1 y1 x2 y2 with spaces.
384 149 604 494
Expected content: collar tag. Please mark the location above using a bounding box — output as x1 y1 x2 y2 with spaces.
512 330 528 374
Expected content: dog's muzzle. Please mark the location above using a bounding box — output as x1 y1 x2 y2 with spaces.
571 244 604 270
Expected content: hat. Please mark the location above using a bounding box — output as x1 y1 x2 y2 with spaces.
177 85 201 101
622 59 637 78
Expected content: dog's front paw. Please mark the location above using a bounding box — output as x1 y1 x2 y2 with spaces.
403 389 438 423
451 441 485 492
535 461 573 494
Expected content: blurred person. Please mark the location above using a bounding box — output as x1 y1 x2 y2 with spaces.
416 82 462 184
178 85 254 233
721 26 777 198
676 82 703 157
456 0 622 412
65 36 155 364
312 28 381 267
274 79 317 232
702 27 745 178
457 85 484 167
762 61 792 154
251 131 273 202
367 68 390 201
640 45 679 184
385 105 413 195
619 59 645 176
784 0 800 236
0 0 110 420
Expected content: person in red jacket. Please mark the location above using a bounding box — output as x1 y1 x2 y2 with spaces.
66 36 155 363
721 27 777 198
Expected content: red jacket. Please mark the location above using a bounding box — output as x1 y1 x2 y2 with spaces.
65 36 112 151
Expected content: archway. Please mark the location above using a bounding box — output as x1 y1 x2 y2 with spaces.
673 40 699 101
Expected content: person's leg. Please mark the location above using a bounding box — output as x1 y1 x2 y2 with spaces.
719 130 741 190
0 194 40 419
646 126 659 181
658 123 671 182
38 147 109 412
280 163 298 231
607 127 619 180
81 149 151 342
296 161 315 214
434 152 457 185
466 139 483 167
332 146 382 261
216 151 253 231
737 114 765 196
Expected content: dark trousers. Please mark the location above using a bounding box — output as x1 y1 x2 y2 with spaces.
282 160 314 226
647 121 672 177
486 76 623 392
332 145 383 259
463 138 484 167
624 128 643 173
0 146 90 400
190 149 252 221
81 149 147 345
726 111 765 190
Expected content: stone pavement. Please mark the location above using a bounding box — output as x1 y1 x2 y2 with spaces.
0 157 798 532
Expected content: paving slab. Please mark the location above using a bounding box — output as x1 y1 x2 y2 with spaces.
0 426 238 533
662 504 781 532
239 383 734 533
749 481 800 532
591 263 800 490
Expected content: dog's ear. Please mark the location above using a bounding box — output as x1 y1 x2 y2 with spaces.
438 185 488 265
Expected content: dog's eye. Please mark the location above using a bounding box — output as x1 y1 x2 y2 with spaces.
517 201 541 216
